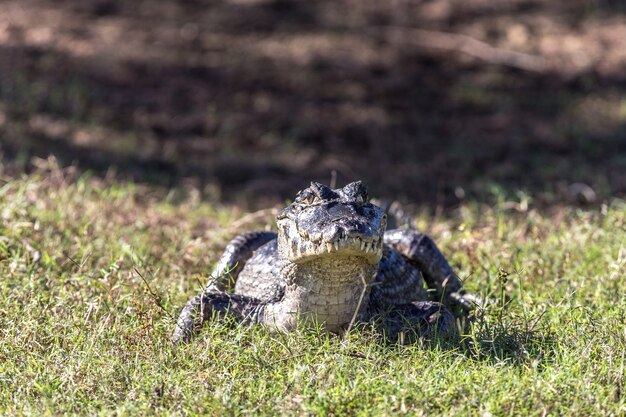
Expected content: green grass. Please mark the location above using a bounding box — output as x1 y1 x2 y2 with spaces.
1 163 625 416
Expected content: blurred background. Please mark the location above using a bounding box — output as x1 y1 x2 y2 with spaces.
0 0 625 209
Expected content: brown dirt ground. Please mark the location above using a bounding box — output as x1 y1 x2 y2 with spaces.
1 0 625 209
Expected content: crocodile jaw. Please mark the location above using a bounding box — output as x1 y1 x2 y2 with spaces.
277 228 383 264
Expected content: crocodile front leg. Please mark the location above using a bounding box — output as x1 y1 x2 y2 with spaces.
206 231 277 291
384 229 477 314
173 231 276 343
374 301 457 343
172 291 266 343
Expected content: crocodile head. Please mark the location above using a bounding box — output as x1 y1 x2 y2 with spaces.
276 181 387 265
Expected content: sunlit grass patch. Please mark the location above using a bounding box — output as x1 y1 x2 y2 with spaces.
1 164 625 416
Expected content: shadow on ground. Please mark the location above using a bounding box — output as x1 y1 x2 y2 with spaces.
1 0 625 208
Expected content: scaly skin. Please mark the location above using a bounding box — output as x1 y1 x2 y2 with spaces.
173 181 476 343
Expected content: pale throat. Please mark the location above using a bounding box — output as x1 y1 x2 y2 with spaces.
279 255 379 332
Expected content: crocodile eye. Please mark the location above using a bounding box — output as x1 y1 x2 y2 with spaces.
296 190 318 206
343 181 368 203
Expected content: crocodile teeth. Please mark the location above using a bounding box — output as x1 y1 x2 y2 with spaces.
334 241 339 252
360 240 365 251
326 243 333 253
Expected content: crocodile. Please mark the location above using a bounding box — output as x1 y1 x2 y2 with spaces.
173 181 477 343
